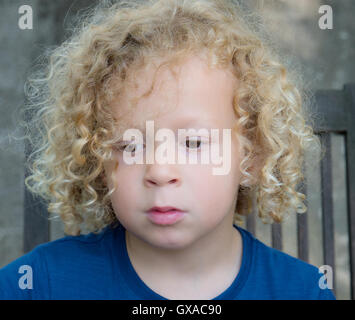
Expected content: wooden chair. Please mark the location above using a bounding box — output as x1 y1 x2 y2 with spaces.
245 83 355 299
24 84 355 299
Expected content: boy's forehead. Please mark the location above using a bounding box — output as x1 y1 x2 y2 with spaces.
110 54 238 132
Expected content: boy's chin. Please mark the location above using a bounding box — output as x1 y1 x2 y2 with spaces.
143 232 195 251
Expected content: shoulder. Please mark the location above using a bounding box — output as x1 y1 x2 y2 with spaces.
36 224 117 255
25 224 117 267
0 225 120 300
238 226 336 300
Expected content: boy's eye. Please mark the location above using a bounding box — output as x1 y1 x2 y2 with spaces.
185 137 205 150
116 142 145 154
115 137 208 153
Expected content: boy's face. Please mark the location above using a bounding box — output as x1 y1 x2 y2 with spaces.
104 54 243 249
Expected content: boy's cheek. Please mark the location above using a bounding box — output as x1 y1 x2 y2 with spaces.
187 167 228 192
102 165 121 191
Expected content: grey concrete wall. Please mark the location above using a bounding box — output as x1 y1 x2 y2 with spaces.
0 0 39 271
0 0 95 266
0 0 354 299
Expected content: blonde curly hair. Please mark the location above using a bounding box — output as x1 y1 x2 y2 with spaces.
21 0 322 236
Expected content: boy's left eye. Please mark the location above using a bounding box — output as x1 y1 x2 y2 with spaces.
184 137 208 150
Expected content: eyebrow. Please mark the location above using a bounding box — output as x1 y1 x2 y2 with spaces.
164 117 220 129
120 118 220 136
176 118 219 129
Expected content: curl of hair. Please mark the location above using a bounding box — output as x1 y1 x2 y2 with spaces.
21 0 323 235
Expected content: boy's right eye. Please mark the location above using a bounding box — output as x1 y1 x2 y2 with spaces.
115 142 145 155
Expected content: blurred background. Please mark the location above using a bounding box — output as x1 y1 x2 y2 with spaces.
0 0 354 299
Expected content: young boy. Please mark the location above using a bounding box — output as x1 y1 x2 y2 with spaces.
0 0 335 299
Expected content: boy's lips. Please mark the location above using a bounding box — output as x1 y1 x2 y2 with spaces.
145 206 186 225
146 206 184 213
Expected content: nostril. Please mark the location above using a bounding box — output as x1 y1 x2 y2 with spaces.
169 179 177 184
147 179 157 185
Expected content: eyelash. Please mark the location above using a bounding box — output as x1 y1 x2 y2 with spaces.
115 137 208 154
115 142 145 154
184 137 203 150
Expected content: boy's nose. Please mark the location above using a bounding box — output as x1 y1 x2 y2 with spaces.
144 164 181 188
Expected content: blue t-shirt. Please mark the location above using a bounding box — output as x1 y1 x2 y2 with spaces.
0 224 336 300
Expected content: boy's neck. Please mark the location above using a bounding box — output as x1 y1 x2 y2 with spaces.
124 217 243 299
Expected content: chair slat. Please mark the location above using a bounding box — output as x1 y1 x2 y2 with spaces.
246 192 256 236
344 84 355 300
297 173 309 263
246 213 256 236
272 223 282 251
313 90 348 132
320 132 336 295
